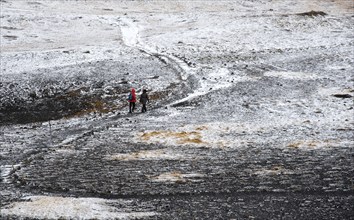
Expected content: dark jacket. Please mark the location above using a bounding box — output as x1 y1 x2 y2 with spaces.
140 91 149 104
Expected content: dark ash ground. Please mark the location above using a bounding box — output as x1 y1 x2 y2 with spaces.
1 0 354 219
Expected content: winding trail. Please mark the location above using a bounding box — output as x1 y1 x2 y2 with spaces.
120 17 193 79
119 17 222 106
119 17 241 108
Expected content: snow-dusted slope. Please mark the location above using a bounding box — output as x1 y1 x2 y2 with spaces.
1 0 353 219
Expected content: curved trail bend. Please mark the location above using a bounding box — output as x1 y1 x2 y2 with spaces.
119 17 235 107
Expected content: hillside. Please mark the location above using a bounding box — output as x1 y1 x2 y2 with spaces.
1 0 353 219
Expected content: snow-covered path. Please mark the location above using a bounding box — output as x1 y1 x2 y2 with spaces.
119 16 238 107
120 16 194 78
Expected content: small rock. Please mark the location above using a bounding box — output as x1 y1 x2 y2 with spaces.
314 109 322 113
297 10 327 16
332 94 352 98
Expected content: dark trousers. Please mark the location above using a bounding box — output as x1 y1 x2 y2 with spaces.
142 104 147 113
129 102 135 113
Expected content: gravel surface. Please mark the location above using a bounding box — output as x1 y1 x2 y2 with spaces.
1 0 353 219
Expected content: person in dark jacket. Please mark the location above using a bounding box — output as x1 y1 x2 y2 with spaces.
139 89 149 113
128 88 136 113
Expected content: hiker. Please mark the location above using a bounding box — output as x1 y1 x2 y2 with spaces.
140 89 149 113
127 88 136 113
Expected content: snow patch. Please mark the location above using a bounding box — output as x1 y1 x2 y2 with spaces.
55 146 77 155
264 71 317 79
55 134 85 148
149 172 205 183
170 67 253 106
317 87 354 96
1 196 158 219
120 18 140 47
326 65 352 71
254 166 295 176
106 149 194 161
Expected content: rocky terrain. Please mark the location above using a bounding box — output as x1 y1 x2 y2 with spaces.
0 0 353 219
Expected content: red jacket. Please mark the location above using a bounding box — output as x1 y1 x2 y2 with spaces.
129 88 136 102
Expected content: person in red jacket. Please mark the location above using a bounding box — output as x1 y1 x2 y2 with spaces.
127 88 136 113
